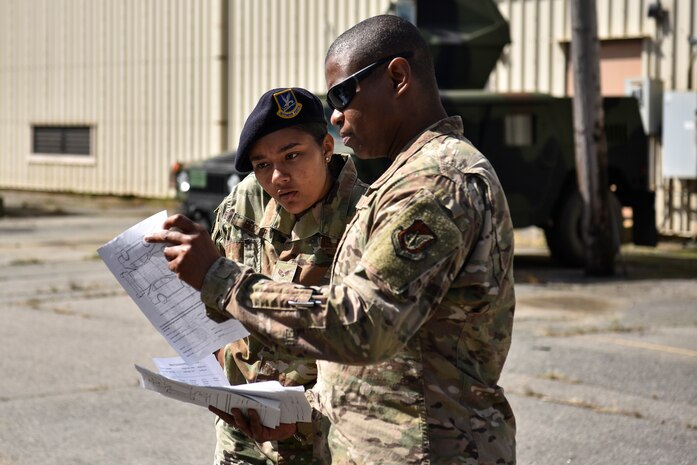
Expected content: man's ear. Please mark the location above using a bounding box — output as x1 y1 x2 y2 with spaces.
386 57 411 97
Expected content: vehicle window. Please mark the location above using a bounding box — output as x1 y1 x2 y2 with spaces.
504 114 535 147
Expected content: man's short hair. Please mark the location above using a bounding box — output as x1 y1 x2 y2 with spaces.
326 15 436 88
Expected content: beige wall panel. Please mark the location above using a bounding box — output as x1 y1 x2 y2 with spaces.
492 0 571 95
509 0 526 90
609 0 623 36
489 0 512 91
537 0 553 92
626 0 646 37
597 0 611 37
671 0 694 90
1 0 225 197
491 0 696 95
4 0 695 202
521 0 538 91
549 0 569 95
226 0 391 153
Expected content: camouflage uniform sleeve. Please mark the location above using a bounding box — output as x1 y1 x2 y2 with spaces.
210 186 240 256
202 176 485 363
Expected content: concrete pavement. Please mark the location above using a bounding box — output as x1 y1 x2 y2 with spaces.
1 190 696 465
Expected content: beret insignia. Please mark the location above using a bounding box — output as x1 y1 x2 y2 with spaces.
391 219 437 260
273 89 303 119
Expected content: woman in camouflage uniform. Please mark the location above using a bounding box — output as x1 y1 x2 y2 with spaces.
209 87 367 465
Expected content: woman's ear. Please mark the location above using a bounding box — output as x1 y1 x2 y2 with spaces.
322 133 334 160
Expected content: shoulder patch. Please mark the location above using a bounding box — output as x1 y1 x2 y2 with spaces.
362 189 462 295
391 219 436 260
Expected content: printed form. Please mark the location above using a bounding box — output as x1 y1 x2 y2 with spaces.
98 210 249 363
137 356 312 428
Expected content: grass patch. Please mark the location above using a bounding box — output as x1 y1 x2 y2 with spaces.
9 258 43 266
541 320 645 338
538 371 580 384
521 387 643 419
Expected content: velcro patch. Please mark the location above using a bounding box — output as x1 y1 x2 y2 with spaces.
362 189 462 295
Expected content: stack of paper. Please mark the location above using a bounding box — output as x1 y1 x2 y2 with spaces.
136 357 312 428
99 211 313 428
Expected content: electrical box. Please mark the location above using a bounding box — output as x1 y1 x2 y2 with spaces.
624 77 663 135
662 91 697 179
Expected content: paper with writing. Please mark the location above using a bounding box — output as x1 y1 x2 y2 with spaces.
152 355 228 387
98 210 249 363
136 357 313 426
135 364 282 428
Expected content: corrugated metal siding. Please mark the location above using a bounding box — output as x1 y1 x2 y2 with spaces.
4 0 695 226
226 0 392 155
490 0 697 94
0 0 225 198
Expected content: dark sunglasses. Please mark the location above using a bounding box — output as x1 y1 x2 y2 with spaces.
326 51 414 111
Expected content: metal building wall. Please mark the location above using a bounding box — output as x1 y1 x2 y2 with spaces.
226 0 392 153
489 0 697 95
0 0 226 198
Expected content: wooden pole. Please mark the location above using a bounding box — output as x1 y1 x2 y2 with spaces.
569 0 615 276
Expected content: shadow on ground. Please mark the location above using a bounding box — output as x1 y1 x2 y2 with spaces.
515 242 697 284
0 190 178 218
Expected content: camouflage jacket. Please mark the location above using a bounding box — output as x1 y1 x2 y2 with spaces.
211 153 367 387
210 154 366 464
203 117 517 465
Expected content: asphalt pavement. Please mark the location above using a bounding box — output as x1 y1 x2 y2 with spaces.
1 190 696 465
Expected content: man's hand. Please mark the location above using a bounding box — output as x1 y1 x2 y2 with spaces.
209 406 297 442
144 214 221 291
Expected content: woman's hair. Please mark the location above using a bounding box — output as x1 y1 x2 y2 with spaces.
293 122 329 147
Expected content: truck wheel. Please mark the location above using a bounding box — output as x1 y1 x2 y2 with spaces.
544 191 622 267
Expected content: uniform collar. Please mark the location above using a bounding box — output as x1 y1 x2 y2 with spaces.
369 116 464 191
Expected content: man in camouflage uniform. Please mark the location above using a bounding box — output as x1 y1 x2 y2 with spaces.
209 88 368 464
148 14 516 465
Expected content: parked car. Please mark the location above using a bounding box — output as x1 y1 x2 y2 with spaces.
171 151 244 232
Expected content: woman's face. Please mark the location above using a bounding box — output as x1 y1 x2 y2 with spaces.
249 127 334 215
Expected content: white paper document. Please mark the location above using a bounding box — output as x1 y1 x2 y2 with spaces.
152 355 229 387
135 357 312 428
98 210 249 363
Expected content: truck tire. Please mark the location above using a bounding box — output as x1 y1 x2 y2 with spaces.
544 191 622 267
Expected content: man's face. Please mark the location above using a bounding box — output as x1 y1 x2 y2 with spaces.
325 56 393 159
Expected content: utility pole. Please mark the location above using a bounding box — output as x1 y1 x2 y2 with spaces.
569 0 615 276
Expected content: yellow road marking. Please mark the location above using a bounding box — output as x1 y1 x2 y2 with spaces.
594 336 697 358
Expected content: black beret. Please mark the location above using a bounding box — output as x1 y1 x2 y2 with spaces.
235 87 327 172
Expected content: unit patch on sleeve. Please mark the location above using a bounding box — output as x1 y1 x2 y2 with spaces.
391 219 437 260
361 188 462 295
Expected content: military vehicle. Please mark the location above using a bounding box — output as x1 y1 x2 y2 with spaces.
406 0 656 266
173 0 657 266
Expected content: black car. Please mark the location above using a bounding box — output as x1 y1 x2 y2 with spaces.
171 151 246 232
